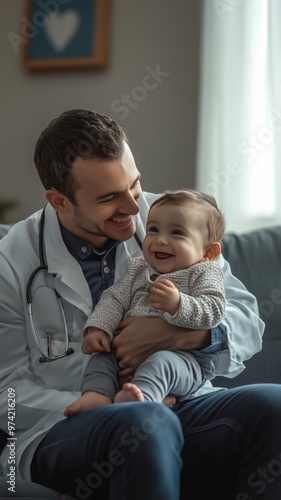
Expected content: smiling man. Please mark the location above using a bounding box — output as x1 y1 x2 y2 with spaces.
0 109 281 500
48 143 142 248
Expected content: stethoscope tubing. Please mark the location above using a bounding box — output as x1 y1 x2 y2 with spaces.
26 205 143 362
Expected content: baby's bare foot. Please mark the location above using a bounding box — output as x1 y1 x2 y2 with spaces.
114 383 144 403
64 400 83 417
64 392 112 417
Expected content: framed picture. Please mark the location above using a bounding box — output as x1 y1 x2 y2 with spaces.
21 0 110 70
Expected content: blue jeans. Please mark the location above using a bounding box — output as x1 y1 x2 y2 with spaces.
31 384 281 500
31 402 183 500
177 384 281 499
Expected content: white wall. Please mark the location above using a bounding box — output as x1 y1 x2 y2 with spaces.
0 0 201 222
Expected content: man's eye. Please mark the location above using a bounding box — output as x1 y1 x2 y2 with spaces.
101 195 116 203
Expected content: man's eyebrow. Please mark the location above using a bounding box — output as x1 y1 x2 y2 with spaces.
96 174 141 201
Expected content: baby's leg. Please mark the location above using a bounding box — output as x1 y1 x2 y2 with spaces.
132 350 204 402
64 352 120 416
114 383 144 403
64 391 112 417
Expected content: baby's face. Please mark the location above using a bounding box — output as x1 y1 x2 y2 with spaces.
142 202 207 274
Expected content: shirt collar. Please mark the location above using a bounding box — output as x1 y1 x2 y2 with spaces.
60 225 119 260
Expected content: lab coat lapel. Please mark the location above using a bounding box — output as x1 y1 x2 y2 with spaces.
43 205 93 314
115 235 143 282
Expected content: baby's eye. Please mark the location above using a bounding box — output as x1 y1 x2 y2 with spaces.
147 226 158 233
172 229 184 236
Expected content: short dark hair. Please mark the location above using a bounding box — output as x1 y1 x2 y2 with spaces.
150 189 226 243
34 109 127 203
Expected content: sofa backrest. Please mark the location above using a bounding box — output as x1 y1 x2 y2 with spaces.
214 225 281 387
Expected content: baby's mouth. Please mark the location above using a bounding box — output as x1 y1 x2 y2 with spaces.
154 252 173 259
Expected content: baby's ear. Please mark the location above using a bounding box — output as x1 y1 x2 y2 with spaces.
203 242 221 261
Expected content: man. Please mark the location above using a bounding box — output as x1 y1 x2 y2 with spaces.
0 109 280 499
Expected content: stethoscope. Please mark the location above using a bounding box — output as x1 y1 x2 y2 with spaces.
27 206 143 363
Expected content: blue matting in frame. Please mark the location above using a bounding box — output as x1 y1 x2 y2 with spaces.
28 0 96 60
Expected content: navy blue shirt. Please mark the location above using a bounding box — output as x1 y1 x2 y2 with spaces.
61 226 119 309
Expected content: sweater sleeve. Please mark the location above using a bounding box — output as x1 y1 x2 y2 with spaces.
83 259 139 341
164 262 225 329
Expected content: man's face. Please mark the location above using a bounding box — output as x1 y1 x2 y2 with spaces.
60 142 142 248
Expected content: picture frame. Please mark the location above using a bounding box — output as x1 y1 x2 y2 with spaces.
21 0 110 71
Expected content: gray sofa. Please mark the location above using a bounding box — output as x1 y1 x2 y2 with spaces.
0 222 280 498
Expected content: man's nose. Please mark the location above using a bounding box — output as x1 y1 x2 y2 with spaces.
120 192 139 215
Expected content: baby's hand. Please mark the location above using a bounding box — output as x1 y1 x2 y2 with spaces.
149 278 180 316
82 328 111 354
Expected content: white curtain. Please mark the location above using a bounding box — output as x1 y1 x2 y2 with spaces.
196 0 281 233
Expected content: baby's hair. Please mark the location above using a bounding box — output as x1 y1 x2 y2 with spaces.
149 189 226 243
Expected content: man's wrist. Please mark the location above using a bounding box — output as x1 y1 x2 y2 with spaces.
200 324 228 353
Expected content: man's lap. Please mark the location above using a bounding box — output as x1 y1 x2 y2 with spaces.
31 402 183 499
31 384 281 500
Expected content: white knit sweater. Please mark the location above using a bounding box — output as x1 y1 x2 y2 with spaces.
83 257 225 341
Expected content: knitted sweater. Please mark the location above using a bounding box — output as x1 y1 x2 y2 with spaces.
83 257 225 341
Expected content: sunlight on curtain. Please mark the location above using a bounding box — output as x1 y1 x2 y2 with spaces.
196 0 281 233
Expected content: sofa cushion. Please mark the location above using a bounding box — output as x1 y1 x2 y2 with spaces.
214 225 281 387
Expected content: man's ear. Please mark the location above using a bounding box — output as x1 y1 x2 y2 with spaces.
203 242 221 261
45 189 72 214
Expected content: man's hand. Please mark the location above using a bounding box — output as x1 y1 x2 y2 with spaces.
82 328 111 354
150 278 180 315
111 317 211 382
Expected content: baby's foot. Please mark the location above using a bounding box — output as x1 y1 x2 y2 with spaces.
64 392 112 417
114 383 144 403
64 399 83 417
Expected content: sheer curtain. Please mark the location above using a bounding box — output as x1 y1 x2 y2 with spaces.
196 0 281 233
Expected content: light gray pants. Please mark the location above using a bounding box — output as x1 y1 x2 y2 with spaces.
82 350 205 403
